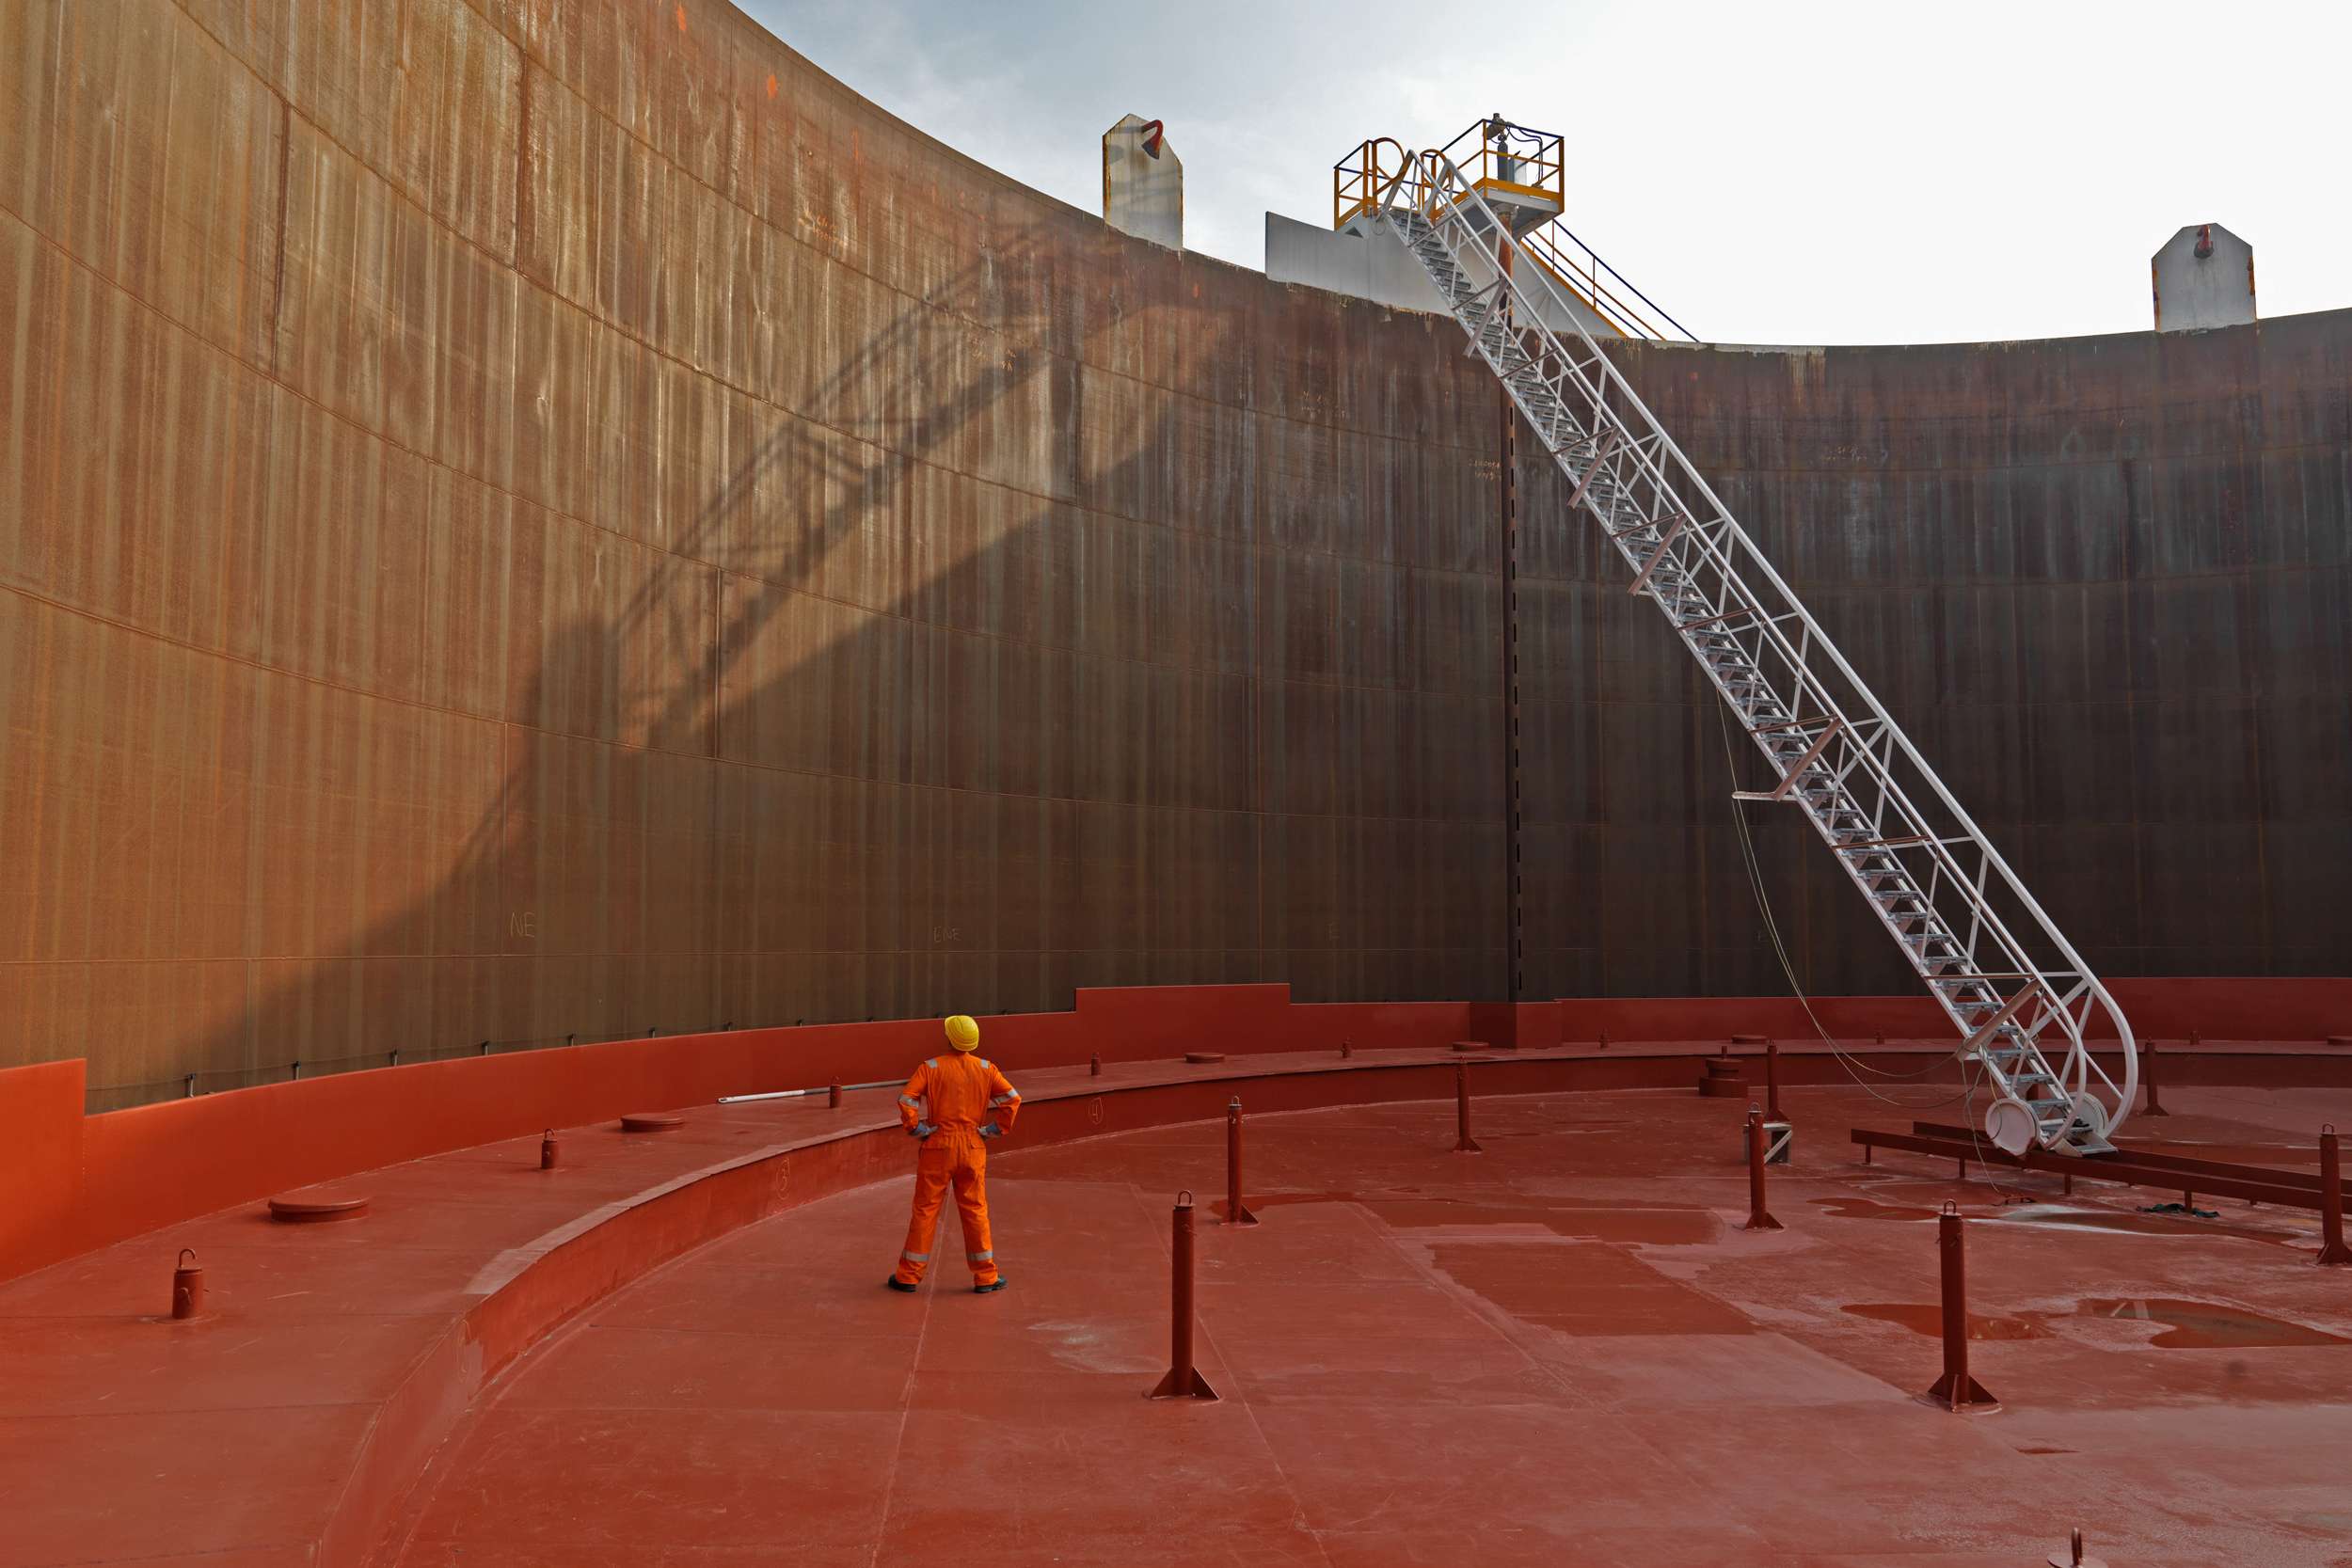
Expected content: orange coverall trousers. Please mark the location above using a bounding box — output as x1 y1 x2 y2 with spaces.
894 1053 1020 1287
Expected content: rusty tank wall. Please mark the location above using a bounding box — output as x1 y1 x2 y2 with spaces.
0 0 1510 1105
2 1 2346 1107
1518 320 2352 1000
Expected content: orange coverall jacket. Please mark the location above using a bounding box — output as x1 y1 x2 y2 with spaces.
893 1053 1021 1285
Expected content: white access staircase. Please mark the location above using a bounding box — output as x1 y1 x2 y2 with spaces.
1371 150 2136 1154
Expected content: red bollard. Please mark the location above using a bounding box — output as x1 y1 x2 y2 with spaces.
170 1249 204 1321
2319 1125 2349 1267
1340 1039 1353 1059
539 1130 558 1169
1225 1097 1259 1226
1089 1053 1102 1077
827 1081 842 1109
1743 1106 1782 1231
1597 1029 1609 1051
1764 1037 1784 1121
2142 1037 2169 1117
1454 1061 1483 1153
1921 1204 1999 1412
1146 1192 1218 1401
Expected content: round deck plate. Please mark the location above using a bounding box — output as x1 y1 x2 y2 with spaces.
619 1111 686 1132
1182 1052 1226 1065
266 1190 370 1223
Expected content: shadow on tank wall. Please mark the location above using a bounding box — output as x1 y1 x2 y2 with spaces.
116 219 1509 1108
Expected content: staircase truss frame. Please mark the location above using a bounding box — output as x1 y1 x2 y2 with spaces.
1373 152 2137 1152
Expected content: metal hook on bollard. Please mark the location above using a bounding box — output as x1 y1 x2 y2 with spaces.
170 1249 204 1320
2318 1123 2349 1267
1146 1192 1218 1401
1453 1061 1483 1153
1743 1105 1782 1232
1225 1098 1260 1226
1920 1203 2000 1413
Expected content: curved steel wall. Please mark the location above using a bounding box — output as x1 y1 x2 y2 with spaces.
1 1 2344 1104
1520 325 2352 1000
0 0 1507 1105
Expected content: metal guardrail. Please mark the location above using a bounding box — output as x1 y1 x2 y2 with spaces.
1333 119 1694 342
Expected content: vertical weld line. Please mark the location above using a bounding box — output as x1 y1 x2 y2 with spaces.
512 47 531 271
268 93 290 375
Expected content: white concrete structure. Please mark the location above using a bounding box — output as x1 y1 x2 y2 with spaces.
1266 212 1623 339
1103 115 1181 250
2153 224 2256 332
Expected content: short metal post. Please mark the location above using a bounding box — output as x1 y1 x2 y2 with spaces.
1089 1053 1102 1077
2046 1525 2108 1567
290 1060 301 1082
1454 1061 1483 1153
2142 1036 2169 1117
2319 1126 2350 1267
170 1249 204 1321
1743 1106 1782 1231
183 1073 198 1099
1921 1204 1999 1411
1147 1192 1217 1401
1597 1029 1609 1050
479 1039 491 1057
1764 1036 1784 1121
1226 1098 1259 1225
540 1130 558 1170
828 1082 842 1108
1340 1039 1352 1058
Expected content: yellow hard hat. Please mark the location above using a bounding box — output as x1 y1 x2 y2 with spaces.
944 1014 980 1052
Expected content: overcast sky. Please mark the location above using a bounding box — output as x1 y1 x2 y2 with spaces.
742 0 2349 345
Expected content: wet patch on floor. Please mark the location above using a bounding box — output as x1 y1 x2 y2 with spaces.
1842 1302 2054 1341
1428 1241 1754 1335
1206 1192 1717 1244
1987 1204 2296 1245
2074 1298 2349 1349
1810 1196 1938 1222
1367 1199 1718 1245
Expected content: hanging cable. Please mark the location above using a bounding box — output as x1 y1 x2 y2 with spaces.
1714 705 1979 1109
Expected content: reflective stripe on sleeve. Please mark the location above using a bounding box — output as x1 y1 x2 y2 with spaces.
987 1092 1020 1107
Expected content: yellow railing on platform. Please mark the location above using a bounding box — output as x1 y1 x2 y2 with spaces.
1333 119 1694 343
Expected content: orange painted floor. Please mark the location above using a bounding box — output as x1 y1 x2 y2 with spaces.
373 1085 2352 1568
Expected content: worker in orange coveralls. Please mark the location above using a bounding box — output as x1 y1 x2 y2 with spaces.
886 1015 1020 1294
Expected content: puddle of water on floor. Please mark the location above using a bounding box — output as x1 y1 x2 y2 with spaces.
2074 1298 2349 1349
1810 1196 1938 1222
1988 1205 2295 1245
1842 1303 2054 1341
1206 1192 1711 1243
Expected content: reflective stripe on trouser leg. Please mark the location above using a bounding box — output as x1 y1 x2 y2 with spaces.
952 1141 996 1283
896 1149 951 1283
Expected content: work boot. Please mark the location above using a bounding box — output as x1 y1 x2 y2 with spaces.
973 1277 1008 1294
884 1276 917 1293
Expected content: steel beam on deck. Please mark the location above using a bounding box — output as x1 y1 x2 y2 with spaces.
1849 1128 2330 1212
1910 1122 2352 1201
